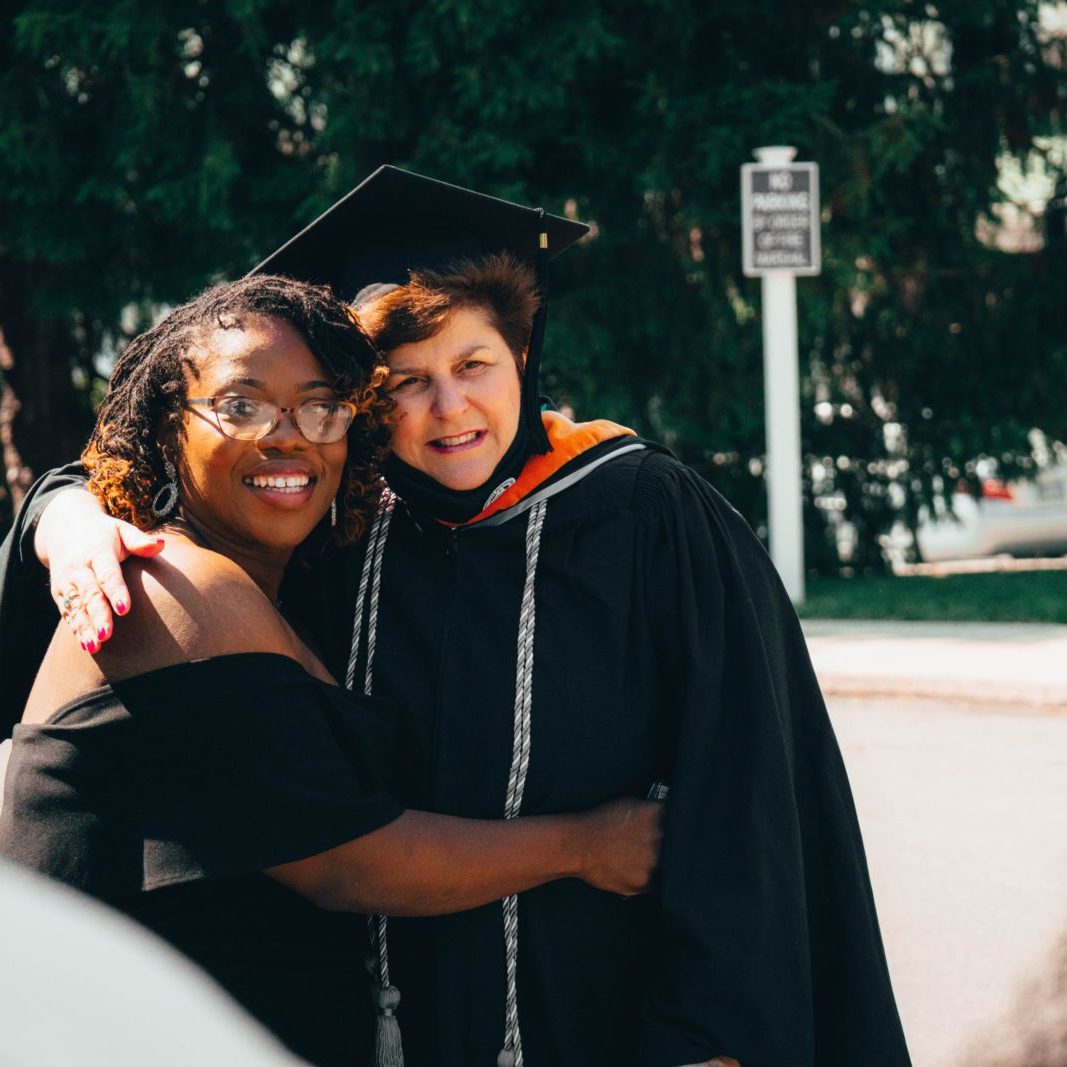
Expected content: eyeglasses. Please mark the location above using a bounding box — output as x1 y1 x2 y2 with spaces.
187 396 357 444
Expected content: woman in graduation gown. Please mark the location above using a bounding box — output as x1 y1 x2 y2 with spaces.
0 272 661 1067
0 168 912 1066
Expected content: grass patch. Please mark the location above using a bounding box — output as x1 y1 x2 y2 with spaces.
799 570 1067 623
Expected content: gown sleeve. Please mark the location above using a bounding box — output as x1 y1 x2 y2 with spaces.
0 463 89 737
635 452 911 1067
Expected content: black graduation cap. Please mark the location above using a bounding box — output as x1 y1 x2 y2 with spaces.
252 166 589 455
253 165 587 303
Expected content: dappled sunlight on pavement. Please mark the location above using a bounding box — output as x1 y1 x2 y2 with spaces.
805 621 1067 710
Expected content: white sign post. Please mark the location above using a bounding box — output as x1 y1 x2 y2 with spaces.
741 146 821 605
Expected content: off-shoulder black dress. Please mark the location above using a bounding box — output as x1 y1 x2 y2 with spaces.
0 652 405 1067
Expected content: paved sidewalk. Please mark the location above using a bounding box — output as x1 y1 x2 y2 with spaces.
802 619 1067 711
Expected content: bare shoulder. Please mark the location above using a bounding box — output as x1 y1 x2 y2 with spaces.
22 537 316 724
93 536 297 682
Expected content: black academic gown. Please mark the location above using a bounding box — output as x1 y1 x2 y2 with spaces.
0 447 912 1067
319 441 912 1067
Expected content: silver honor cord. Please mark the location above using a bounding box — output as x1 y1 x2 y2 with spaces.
345 486 403 1067
346 486 396 691
497 497 548 1067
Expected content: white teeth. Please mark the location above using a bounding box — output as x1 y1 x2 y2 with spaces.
437 431 479 447
246 473 311 492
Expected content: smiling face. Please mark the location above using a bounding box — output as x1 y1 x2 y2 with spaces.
385 306 523 491
176 315 346 554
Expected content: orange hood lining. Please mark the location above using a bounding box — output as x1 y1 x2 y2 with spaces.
445 411 636 528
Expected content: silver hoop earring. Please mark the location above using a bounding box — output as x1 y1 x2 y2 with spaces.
152 458 179 519
330 497 338 528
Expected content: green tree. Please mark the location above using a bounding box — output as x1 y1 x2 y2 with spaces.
2 0 1064 574
0 3 316 515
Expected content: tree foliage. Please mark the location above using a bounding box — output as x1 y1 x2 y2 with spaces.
2 0 1065 571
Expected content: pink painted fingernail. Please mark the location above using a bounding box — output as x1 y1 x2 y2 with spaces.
79 641 87 651
115 601 128 616
86 640 97 654
98 628 107 642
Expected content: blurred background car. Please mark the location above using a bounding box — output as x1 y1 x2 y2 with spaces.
915 463 1067 562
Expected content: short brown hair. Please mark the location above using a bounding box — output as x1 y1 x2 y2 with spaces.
356 252 540 362
82 274 391 544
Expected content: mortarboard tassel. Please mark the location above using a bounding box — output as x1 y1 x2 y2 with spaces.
523 219 552 455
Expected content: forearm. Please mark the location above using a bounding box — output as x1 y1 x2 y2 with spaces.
273 809 585 916
6 463 88 569
34 484 101 568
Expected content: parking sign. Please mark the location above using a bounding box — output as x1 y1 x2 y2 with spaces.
741 161 821 276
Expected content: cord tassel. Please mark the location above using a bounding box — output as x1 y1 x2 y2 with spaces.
368 912 401 1067
374 984 404 1067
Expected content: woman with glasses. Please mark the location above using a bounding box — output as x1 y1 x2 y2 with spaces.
0 273 661 1067
1 168 910 1067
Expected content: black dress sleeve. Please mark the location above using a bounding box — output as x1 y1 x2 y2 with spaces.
0 463 89 736
634 453 911 1067
116 654 405 889
4 654 404 897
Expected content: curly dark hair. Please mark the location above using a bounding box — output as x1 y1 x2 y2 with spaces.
82 273 391 545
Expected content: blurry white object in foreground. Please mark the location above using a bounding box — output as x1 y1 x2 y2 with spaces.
0 857 306 1066
915 464 1067 563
